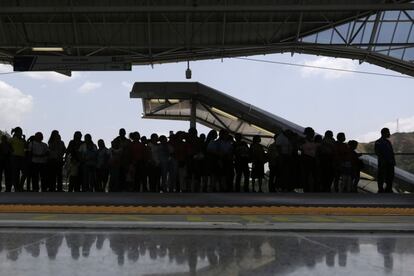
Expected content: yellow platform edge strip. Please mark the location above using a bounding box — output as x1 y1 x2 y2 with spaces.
0 205 413 215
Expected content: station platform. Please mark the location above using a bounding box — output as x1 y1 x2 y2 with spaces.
0 193 413 216
0 213 413 232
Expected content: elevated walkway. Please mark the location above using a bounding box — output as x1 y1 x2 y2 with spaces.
130 82 414 193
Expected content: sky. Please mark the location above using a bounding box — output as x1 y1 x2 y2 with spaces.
0 53 413 145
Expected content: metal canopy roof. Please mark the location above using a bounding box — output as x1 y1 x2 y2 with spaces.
1 1 414 75
130 82 304 146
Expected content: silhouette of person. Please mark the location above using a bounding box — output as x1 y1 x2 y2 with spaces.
79 134 98 192
205 130 218 192
9 127 26 192
130 132 146 192
158 135 172 193
0 135 12 192
233 133 250 192
66 131 83 192
47 130 66 192
276 130 294 192
147 133 161 192
300 127 318 192
348 140 363 193
316 130 336 192
112 128 131 192
96 139 110 192
334 132 353 193
375 128 395 193
28 132 49 192
215 130 234 192
250 135 266 192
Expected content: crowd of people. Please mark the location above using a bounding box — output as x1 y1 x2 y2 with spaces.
0 126 395 193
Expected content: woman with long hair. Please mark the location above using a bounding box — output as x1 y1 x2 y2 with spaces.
48 130 66 192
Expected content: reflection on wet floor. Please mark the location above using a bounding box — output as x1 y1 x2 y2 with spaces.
0 230 413 275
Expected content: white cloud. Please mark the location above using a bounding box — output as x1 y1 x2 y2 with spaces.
0 80 33 129
301 57 358 79
0 63 13 73
78 81 102 93
122 81 132 89
357 115 414 142
24 71 81 82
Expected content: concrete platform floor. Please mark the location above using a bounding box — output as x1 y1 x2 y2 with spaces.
0 213 413 231
0 229 413 276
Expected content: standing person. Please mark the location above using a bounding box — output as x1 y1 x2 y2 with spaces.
109 140 122 192
186 128 204 192
267 134 279 193
47 130 66 192
375 128 395 193
316 131 336 192
79 134 98 192
198 133 208 192
300 127 318 192
147 133 161 192
215 130 234 192
111 128 131 192
66 131 83 192
9 127 26 192
205 130 218 192
140 136 150 192
28 132 49 192
250 135 266 193
167 133 178 193
348 140 363 193
276 130 293 192
96 139 110 192
158 135 172 193
22 135 34 191
0 135 13 192
172 132 188 192
334 132 353 193
233 133 250 192
130 132 146 192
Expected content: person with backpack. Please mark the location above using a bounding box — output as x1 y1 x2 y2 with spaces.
28 132 49 192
